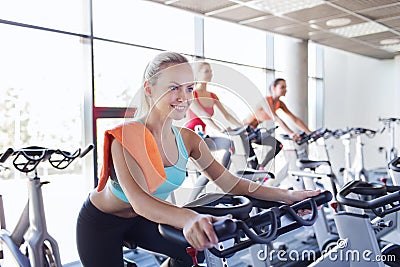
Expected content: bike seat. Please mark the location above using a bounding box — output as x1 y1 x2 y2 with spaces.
296 159 330 169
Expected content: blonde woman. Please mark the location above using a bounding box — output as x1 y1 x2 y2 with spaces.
76 52 319 267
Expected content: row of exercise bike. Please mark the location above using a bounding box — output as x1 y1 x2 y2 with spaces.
0 117 399 266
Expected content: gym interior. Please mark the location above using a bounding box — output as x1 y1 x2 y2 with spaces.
1 0 400 266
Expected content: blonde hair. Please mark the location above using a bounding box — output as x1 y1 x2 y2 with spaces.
194 61 210 73
134 52 188 117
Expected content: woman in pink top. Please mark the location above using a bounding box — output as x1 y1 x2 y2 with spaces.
244 78 312 141
185 62 242 133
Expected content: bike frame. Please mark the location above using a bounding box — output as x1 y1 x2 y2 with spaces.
339 131 369 184
0 171 61 267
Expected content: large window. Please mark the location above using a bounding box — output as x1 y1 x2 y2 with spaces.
93 41 160 108
0 23 92 264
196 60 268 123
92 0 195 55
204 17 267 68
0 0 89 34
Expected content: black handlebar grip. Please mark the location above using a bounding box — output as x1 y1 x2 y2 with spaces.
337 180 400 211
296 138 309 145
370 191 400 209
0 148 14 163
389 157 400 172
159 219 237 246
213 219 237 240
158 224 188 245
187 195 252 221
291 191 333 211
80 144 94 158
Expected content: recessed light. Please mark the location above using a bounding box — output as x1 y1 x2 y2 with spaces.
380 44 400 52
251 0 324 16
380 38 400 45
330 21 389 38
326 18 351 27
164 0 179 4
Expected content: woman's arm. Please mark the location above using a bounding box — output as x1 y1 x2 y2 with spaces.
279 102 311 134
183 129 319 204
213 95 242 127
258 99 296 137
112 139 220 249
189 101 224 131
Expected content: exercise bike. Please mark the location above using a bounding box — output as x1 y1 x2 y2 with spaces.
223 125 281 171
0 145 93 267
159 191 333 267
274 128 343 258
332 127 377 184
187 126 277 202
379 117 400 162
382 156 400 245
311 179 400 267
286 128 342 252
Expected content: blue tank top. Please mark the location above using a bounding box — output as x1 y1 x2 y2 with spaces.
109 125 189 201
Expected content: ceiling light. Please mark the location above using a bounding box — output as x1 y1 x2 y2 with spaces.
326 18 351 27
330 21 389 38
251 0 324 16
165 0 179 5
380 38 400 45
380 44 400 52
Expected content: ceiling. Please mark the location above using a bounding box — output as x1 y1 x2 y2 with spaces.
147 0 400 60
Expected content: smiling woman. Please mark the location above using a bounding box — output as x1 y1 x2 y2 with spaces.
76 51 320 267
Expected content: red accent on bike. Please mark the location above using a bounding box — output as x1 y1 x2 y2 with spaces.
186 247 198 266
330 202 338 213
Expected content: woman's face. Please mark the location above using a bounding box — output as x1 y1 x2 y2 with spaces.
196 64 213 83
149 63 194 121
273 80 287 97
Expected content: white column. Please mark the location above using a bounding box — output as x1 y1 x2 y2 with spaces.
274 36 309 129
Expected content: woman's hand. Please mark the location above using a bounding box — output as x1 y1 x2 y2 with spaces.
290 132 302 142
182 214 231 251
285 189 321 216
284 189 320 205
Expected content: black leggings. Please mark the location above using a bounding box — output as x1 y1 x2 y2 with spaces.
76 197 203 267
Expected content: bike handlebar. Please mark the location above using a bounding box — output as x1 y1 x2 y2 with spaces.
224 125 277 141
0 145 94 173
0 148 14 163
337 180 400 217
351 127 376 138
332 127 377 139
159 191 332 258
223 125 249 136
183 194 253 220
389 157 400 172
379 117 400 123
280 128 331 145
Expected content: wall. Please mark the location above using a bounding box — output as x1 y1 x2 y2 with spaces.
323 46 398 173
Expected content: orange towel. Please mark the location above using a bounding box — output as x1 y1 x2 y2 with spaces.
97 121 166 193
